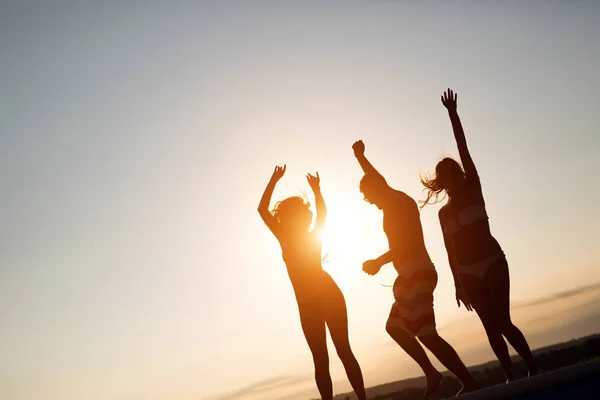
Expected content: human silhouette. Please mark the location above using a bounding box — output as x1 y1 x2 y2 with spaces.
420 88 537 382
258 166 367 400
352 141 476 396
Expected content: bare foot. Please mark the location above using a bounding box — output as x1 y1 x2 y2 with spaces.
505 372 516 384
424 370 443 396
455 378 478 397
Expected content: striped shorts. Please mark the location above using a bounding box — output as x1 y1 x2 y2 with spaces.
387 261 438 337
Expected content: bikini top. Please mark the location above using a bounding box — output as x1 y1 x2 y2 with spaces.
442 204 489 237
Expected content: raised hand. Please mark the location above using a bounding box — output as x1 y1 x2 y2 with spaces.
441 88 458 112
456 285 473 311
362 259 383 276
352 140 365 158
271 164 286 182
306 172 320 191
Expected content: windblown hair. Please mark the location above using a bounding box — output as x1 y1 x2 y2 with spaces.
419 173 447 208
271 195 311 224
419 157 465 208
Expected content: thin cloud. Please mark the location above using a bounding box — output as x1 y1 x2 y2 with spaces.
203 374 312 400
511 281 600 309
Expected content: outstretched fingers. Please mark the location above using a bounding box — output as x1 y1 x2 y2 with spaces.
272 164 286 181
306 171 321 187
441 88 458 110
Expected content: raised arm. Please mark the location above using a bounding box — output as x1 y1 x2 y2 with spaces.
258 165 286 236
352 140 384 178
441 89 478 180
306 172 326 234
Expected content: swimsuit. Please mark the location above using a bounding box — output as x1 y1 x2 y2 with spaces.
442 204 503 279
442 204 488 236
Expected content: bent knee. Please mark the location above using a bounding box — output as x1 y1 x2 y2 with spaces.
386 323 405 339
499 321 520 335
385 322 395 336
385 322 415 345
386 316 405 336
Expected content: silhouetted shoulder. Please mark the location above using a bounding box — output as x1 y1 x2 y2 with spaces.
392 189 415 204
438 204 451 220
389 190 418 214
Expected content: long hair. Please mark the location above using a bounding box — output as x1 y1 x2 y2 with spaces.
271 195 311 226
419 157 465 208
419 172 447 208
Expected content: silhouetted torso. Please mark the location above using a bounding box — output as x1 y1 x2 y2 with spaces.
277 231 334 304
439 176 502 265
383 190 432 270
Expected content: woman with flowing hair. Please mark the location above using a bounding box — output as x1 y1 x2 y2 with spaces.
257 165 367 400
421 89 537 382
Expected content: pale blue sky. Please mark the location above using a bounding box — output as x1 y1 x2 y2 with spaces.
1 1 599 400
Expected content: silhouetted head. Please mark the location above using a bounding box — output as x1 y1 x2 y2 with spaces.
420 157 466 207
272 196 313 234
359 173 390 210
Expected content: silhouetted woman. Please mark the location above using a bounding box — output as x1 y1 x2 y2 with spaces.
421 89 537 382
258 165 367 400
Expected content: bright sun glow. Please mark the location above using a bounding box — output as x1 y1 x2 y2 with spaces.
318 199 375 279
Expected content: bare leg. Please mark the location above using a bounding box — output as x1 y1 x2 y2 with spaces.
418 333 476 395
386 318 442 396
504 324 537 376
483 318 515 382
299 304 332 400
324 287 367 400
487 259 537 376
463 274 515 382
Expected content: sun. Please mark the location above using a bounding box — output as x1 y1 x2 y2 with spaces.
317 201 372 277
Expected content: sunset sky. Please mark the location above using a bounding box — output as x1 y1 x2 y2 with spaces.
1 1 600 400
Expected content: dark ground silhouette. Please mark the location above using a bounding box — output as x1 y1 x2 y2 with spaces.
329 333 600 400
